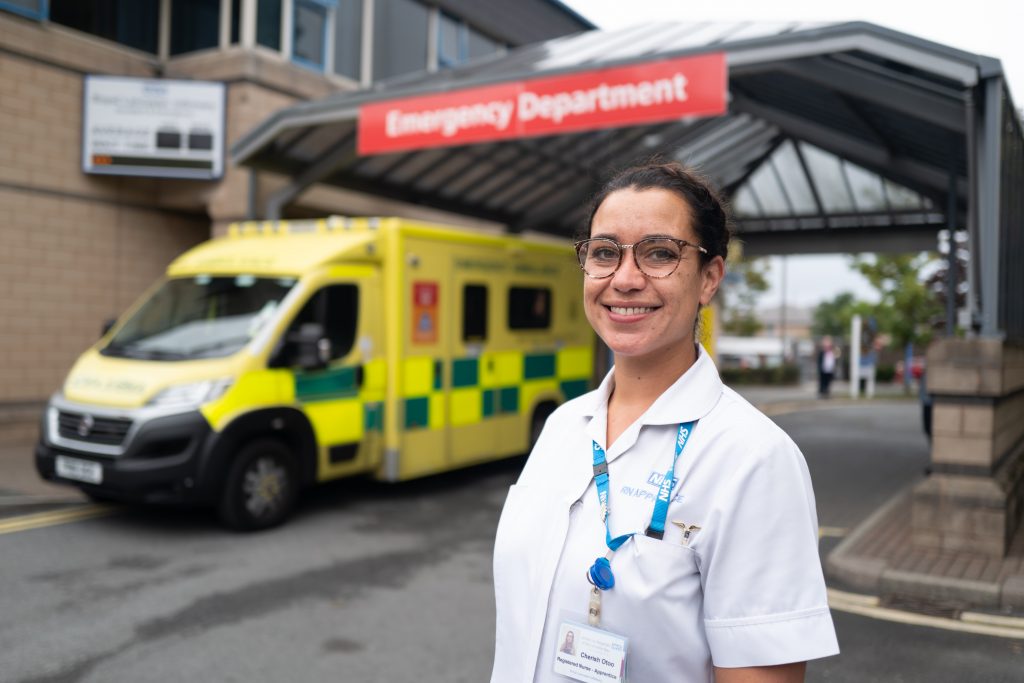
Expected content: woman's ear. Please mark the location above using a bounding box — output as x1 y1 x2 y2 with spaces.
699 256 725 306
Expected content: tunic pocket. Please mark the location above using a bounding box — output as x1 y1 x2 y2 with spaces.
622 532 702 603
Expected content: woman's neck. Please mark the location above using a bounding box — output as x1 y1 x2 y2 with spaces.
606 343 697 447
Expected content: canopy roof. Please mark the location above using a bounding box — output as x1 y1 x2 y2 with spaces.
233 20 1022 337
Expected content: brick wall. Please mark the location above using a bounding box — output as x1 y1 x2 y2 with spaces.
0 187 208 402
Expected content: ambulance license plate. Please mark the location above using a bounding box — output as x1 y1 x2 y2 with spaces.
55 456 103 485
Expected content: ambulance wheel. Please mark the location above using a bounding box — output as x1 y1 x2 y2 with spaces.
219 438 297 531
529 402 557 451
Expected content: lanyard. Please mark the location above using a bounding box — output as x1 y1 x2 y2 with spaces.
587 421 696 595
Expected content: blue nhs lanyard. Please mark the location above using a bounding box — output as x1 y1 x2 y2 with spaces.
592 421 696 552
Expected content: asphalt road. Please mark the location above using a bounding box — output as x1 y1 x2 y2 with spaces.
1 402 1022 682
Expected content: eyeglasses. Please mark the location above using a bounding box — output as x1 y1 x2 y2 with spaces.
574 237 708 279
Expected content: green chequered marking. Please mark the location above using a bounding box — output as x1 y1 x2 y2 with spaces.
404 397 429 429
295 366 360 401
524 353 556 379
451 358 479 388
482 389 495 417
499 387 519 413
364 402 384 432
434 360 444 390
560 379 589 401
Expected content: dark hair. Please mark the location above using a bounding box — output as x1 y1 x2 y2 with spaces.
583 161 731 264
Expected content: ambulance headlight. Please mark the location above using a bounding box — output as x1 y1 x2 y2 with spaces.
148 378 233 409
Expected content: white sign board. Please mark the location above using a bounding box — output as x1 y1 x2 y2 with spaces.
82 76 226 180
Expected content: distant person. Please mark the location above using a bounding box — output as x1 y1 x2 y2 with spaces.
817 336 836 398
559 630 575 655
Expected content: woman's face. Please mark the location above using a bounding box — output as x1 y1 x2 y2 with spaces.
583 188 723 366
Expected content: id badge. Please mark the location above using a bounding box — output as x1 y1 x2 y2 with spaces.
552 619 628 682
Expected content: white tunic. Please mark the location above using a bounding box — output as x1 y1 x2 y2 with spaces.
491 347 839 682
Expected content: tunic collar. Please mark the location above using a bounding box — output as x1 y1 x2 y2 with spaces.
577 344 724 457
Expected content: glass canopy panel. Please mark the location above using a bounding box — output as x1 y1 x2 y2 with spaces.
799 143 855 213
771 140 817 214
746 163 790 215
844 162 888 212
731 185 762 218
884 179 923 209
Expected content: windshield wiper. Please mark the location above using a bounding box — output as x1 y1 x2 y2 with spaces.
101 343 186 360
184 336 252 358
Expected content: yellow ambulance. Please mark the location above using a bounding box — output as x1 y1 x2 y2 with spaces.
36 217 594 529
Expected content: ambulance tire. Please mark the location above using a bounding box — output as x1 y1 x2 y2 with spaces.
530 402 557 451
218 438 298 531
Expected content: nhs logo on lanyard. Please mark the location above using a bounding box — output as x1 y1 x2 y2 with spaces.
677 426 690 448
657 471 673 504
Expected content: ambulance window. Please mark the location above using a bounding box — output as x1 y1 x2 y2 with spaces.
508 287 551 330
288 284 358 361
462 284 487 341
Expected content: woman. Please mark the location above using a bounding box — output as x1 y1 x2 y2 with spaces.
491 162 838 682
559 630 575 655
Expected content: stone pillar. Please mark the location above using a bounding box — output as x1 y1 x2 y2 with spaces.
911 339 1024 556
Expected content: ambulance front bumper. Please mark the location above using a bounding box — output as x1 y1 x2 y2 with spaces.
35 396 215 504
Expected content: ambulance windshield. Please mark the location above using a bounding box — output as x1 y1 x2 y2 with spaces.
102 275 296 361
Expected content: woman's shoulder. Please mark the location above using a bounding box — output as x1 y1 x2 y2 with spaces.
699 385 801 459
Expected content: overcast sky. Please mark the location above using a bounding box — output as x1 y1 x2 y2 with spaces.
561 0 1022 309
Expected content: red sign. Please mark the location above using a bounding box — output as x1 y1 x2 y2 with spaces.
412 281 439 345
358 54 727 155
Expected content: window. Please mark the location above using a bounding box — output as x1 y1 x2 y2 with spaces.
437 11 463 68
50 0 160 54
437 14 502 69
508 287 551 331
373 0 428 81
285 284 358 362
332 0 362 80
0 0 46 20
256 0 282 50
230 0 241 44
462 284 487 341
293 0 328 69
170 0 221 55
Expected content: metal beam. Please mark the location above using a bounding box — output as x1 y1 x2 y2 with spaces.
730 94 965 201
511 119 727 232
323 170 518 226
755 57 966 133
977 76 1003 337
265 134 358 219
739 224 943 256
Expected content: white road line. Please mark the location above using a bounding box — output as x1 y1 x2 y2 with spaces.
828 588 1024 640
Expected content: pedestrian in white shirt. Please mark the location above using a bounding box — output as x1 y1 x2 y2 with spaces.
491 161 839 683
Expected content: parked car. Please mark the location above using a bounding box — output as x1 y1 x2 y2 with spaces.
894 356 926 383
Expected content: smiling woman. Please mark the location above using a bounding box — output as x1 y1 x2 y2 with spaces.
491 162 839 683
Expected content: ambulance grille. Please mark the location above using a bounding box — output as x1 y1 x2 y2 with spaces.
57 411 132 446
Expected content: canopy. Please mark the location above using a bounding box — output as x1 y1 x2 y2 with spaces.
233 21 1022 338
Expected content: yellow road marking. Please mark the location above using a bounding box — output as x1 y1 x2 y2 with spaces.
0 505 116 536
819 526 848 539
828 588 1024 640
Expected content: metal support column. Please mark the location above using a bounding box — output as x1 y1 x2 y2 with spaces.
946 165 957 335
977 76 1004 338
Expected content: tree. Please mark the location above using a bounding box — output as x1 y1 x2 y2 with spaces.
812 291 872 340
851 253 944 351
721 256 770 336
